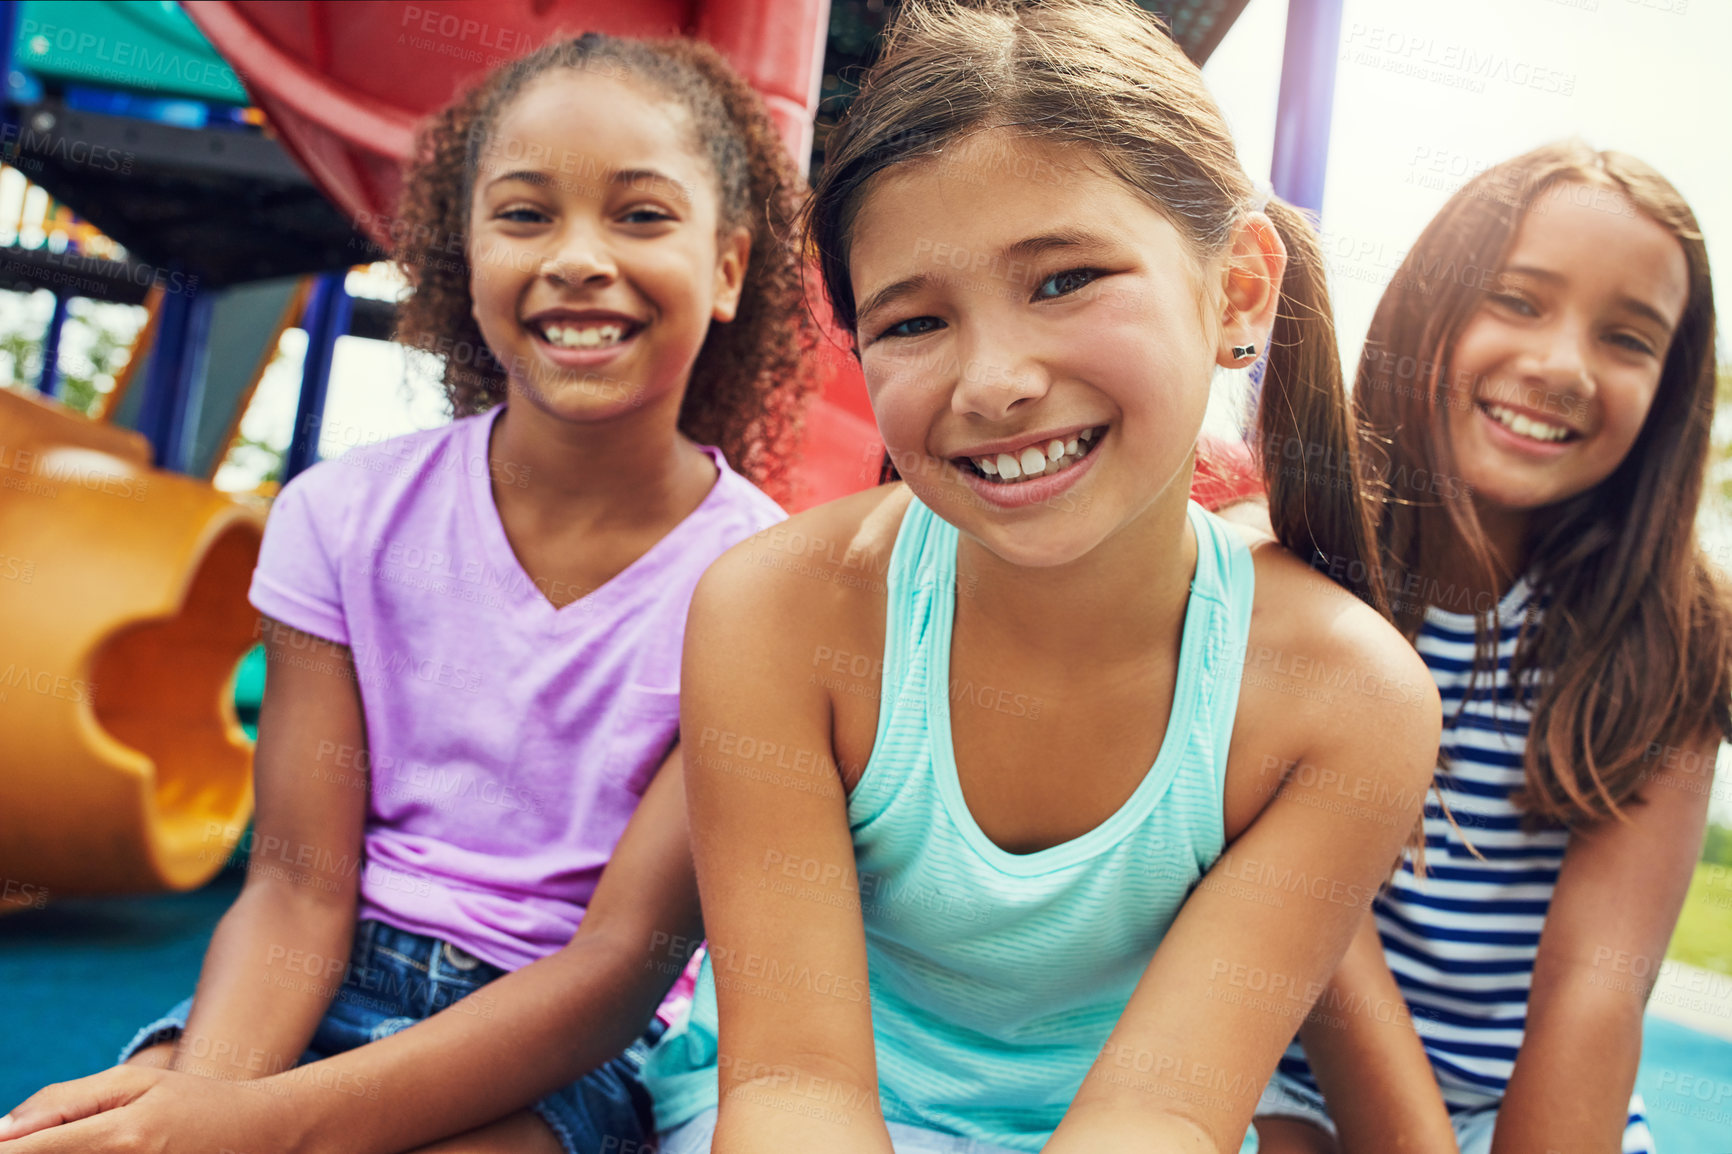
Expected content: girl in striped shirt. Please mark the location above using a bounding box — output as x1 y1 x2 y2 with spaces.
1256 142 1732 1154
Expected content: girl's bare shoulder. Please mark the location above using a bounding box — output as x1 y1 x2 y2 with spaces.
1220 530 1439 839
1240 532 1439 727
693 483 912 637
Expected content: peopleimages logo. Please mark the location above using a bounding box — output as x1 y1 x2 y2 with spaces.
18 19 237 91
393 5 570 69
0 664 95 704
0 444 151 501
0 121 131 173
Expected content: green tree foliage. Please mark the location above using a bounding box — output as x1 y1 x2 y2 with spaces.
56 298 145 416
0 288 146 417
1704 823 1732 869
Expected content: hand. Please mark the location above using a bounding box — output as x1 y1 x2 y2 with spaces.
0 1064 293 1153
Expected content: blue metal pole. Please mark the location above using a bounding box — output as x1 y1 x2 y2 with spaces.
36 291 66 396
1270 0 1344 217
283 272 352 482
135 280 190 466
161 291 214 471
0 0 19 194
0 1 18 105
134 280 216 472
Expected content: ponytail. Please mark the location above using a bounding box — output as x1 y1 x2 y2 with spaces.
1258 199 1389 618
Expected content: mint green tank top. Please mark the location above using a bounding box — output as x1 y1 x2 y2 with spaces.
644 497 1259 1153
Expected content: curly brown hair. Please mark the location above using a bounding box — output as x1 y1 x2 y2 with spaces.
391 32 819 502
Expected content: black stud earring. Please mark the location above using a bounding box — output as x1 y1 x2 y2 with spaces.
1231 343 1257 360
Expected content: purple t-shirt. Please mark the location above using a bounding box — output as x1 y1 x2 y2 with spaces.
249 407 784 971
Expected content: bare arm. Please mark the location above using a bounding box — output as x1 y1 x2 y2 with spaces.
1488 734 1716 1154
1045 595 1442 1154
1295 917 1457 1154
170 619 371 1080
0 723 704 1154
681 545 895 1154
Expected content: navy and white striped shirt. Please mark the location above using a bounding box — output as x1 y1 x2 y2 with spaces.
1275 577 1654 1150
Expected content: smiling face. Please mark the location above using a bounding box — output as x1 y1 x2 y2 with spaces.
1442 181 1688 515
849 130 1253 568
465 69 747 425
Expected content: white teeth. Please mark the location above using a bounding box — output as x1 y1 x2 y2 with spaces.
968 428 1103 485
1485 403 1570 443
1079 428 1094 442
540 321 628 349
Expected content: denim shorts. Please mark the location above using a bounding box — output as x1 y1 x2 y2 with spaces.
121 919 661 1154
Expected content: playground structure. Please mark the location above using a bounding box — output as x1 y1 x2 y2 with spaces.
0 386 261 897
0 0 1335 899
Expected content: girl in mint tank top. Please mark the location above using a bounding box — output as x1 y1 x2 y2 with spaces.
1256 144 1732 1154
0 35 816 1154
642 3 1440 1152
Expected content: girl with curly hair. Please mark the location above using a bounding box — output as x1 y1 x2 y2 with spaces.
1 31 817 1154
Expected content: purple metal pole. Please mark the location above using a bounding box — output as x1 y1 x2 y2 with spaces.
1270 0 1344 217
1243 0 1344 415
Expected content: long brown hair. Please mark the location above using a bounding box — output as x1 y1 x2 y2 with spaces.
1355 140 1732 825
805 0 1387 612
391 33 819 502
